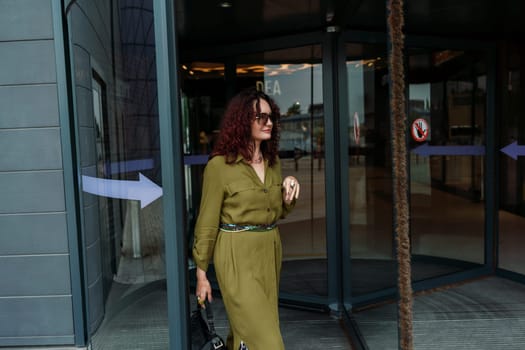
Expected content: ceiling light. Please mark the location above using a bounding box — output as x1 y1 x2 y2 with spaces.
218 1 232 8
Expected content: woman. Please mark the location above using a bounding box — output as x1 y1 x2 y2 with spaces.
193 88 300 350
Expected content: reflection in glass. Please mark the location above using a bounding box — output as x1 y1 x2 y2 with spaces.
409 50 486 270
346 46 488 298
499 46 525 275
239 48 326 296
345 43 394 296
180 61 226 262
68 1 168 348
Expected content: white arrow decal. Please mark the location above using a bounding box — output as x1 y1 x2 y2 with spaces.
82 173 163 209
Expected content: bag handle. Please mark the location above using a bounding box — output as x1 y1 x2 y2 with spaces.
196 298 217 334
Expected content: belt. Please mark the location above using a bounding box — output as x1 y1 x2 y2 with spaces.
219 223 277 232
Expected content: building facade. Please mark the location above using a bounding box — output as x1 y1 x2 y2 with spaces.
0 0 523 349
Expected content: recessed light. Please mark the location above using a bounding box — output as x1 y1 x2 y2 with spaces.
218 1 232 8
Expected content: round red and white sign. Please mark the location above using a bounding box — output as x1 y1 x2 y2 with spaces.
411 118 429 142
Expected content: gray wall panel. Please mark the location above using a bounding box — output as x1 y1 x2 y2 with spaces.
79 127 96 167
0 128 63 171
0 85 59 128
84 204 100 247
0 41 56 85
0 171 65 213
0 255 71 296
86 240 101 286
69 0 119 339
0 213 68 254
0 0 78 345
73 45 91 89
0 0 53 41
92 0 111 39
0 297 73 337
88 277 103 333
81 166 98 207
71 6 110 68
76 0 111 50
82 192 98 209
82 165 97 178
76 86 94 128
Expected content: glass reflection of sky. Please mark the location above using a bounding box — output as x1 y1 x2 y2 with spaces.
183 62 323 115
263 64 323 115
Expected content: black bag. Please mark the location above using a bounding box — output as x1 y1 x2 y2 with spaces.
190 299 227 350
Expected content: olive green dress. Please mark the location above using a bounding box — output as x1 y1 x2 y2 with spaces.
192 155 295 350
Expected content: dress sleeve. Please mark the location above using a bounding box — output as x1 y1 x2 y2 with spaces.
192 158 223 272
282 198 296 218
276 156 296 218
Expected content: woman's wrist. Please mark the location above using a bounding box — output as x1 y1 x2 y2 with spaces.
196 267 208 281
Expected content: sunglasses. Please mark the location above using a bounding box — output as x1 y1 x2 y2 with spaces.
254 112 277 125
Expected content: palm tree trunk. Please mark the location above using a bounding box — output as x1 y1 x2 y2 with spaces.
387 0 414 349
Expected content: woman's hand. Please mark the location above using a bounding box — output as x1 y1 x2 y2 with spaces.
282 176 300 205
196 267 213 305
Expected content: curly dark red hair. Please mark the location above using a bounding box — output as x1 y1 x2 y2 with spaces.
211 88 281 167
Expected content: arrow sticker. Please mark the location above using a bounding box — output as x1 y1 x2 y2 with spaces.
184 155 209 165
106 158 154 175
500 141 525 160
412 143 485 156
82 173 163 209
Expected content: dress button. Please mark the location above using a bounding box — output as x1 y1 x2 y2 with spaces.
263 188 268 193
267 208 270 212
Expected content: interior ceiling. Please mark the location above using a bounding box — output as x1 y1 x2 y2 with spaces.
175 0 522 49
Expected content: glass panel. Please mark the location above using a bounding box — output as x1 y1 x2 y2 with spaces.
408 49 486 277
346 45 488 297
183 45 327 297
68 1 168 348
498 45 525 274
180 61 227 244
345 43 394 296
